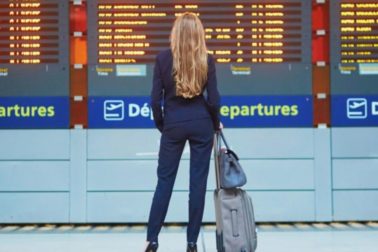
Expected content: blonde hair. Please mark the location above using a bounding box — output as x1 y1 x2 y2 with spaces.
170 12 208 98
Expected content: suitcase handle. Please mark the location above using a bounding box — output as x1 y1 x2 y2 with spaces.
214 131 221 189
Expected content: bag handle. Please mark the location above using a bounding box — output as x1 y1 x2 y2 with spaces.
224 149 239 161
219 131 230 150
214 130 235 189
218 131 238 158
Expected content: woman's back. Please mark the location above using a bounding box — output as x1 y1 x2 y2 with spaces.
151 49 219 127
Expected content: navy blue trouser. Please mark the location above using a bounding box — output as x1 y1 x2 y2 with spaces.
147 117 214 244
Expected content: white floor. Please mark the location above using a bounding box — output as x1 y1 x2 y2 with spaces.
0 226 378 252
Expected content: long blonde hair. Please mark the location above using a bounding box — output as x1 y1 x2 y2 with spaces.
170 12 208 98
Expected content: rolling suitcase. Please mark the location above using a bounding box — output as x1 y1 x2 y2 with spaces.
213 131 257 252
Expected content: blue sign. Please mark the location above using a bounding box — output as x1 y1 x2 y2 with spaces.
220 96 313 127
89 96 313 128
332 95 378 126
89 97 154 128
0 97 69 129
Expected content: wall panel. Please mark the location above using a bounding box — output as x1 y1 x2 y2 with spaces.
0 130 70 160
0 161 69 191
332 128 378 158
0 193 69 223
333 191 378 221
333 159 378 189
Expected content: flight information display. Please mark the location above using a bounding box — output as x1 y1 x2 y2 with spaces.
87 0 312 96
0 0 69 96
95 2 303 64
330 0 378 94
339 2 378 65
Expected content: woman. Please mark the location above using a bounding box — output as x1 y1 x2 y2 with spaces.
145 12 220 252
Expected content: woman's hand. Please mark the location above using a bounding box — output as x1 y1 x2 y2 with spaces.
219 122 224 130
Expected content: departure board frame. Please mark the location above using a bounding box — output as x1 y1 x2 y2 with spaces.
87 0 312 97
330 0 378 95
0 0 70 96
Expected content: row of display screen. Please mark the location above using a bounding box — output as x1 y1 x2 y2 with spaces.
0 1 377 63
0 0 377 97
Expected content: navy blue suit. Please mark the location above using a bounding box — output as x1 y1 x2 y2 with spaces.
147 49 220 244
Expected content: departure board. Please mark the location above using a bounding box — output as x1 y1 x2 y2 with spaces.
330 0 378 94
0 0 69 96
88 0 312 96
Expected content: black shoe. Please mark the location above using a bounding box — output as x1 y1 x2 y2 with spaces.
187 242 197 252
145 241 158 252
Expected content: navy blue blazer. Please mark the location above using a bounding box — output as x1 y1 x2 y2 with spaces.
150 49 220 132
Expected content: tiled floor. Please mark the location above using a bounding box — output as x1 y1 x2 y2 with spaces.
0 223 378 252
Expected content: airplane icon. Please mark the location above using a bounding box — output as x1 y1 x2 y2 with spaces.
104 100 125 121
347 98 367 119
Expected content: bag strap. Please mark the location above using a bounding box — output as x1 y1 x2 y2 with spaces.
214 130 236 189
219 131 230 150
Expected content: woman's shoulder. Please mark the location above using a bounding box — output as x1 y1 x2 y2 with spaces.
207 53 215 66
156 49 172 61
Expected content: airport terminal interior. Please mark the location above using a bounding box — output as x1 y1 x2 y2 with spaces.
1 0 378 251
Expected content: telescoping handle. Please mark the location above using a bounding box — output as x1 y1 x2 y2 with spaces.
213 131 223 190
